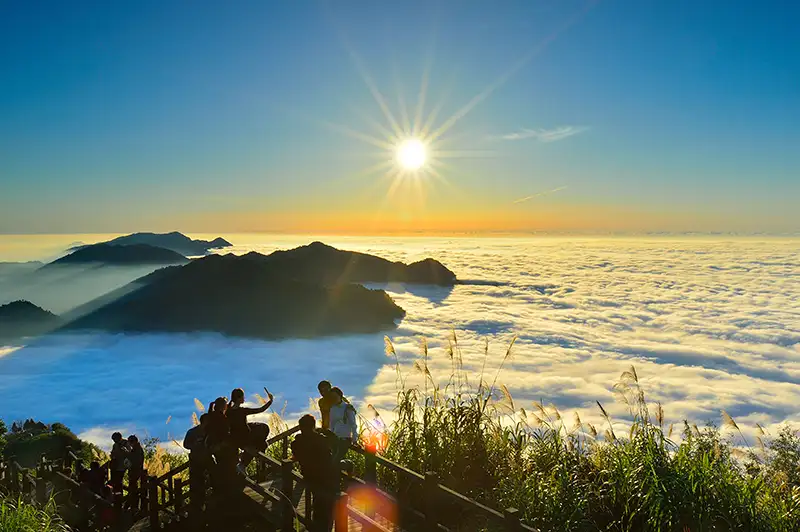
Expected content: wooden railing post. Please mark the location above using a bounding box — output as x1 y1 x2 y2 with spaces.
148 476 160 530
188 459 199 521
335 491 349 532
423 471 440 531
167 472 174 506
141 468 149 515
174 478 184 520
64 447 73 474
365 449 377 484
504 508 524 530
282 435 289 460
36 462 47 505
21 471 31 500
256 457 266 482
9 460 20 495
281 459 294 531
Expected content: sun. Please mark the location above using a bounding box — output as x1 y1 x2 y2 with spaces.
396 138 427 170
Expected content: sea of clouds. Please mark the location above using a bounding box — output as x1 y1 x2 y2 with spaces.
0 235 798 449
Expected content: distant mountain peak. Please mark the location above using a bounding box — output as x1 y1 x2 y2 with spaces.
0 300 60 341
46 243 187 267
67 232 232 256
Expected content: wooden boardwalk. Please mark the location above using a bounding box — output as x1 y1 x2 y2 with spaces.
2 426 537 531
243 476 407 532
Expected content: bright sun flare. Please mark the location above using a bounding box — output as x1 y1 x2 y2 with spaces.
396 138 427 170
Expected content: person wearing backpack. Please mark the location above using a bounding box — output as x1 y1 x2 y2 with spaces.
328 387 358 464
109 432 131 495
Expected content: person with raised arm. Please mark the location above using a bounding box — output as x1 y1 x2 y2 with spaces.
228 387 274 467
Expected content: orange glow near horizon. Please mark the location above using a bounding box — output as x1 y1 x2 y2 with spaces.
164 200 788 236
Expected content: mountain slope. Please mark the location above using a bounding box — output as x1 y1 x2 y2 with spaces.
246 241 457 285
0 300 61 340
46 244 187 267
65 254 405 339
70 232 232 256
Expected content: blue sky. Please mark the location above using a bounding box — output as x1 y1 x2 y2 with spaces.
1 0 797 234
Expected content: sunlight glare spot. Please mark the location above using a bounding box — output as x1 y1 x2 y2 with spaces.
396 139 427 170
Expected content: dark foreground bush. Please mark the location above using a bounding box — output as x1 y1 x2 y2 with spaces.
377 336 800 531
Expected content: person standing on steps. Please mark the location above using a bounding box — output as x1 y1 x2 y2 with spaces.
183 414 211 517
291 414 337 532
81 461 107 496
318 380 335 431
109 432 130 496
126 435 145 510
205 397 236 491
319 380 352 432
228 387 274 468
329 387 359 464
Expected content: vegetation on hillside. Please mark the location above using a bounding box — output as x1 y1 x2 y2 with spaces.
370 335 800 531
5 334 800 531
0 496 71 532
0 419 101 469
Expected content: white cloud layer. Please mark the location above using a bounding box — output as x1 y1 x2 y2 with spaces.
1 236 799 448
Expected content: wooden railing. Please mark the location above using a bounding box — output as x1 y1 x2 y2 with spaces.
1 449 192 531
2 425 537 531
241 425 538 532
0 456 48 505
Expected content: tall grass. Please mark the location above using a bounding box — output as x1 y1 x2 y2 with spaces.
0 496 71 532
377 334 800 531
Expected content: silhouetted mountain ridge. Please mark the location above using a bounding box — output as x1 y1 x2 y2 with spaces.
65 252 406 339
241 241 457 285
68 232 232 256
0 300 61 340
46 244 188 267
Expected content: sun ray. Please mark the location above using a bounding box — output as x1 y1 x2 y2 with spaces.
426 165 451 187
316 1 598 211
428 0 598 143
326 11 407 140
339 159 395 185
346 47 405 139
347 103 398 143
412 47 435 137
418 73 458 139
393 63 412 134
434 150 498 159
385 169 406 199
320 120 395 151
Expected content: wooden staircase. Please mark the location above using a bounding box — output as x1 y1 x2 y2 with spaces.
2 426 537 532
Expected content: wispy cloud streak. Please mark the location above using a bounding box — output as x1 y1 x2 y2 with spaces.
494 126 588 142
512 186 568 204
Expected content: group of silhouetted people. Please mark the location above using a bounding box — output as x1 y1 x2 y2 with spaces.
179 381 367 531
286 380 365 532
80 432 144 498
181 386 275 510
77 432 145 528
